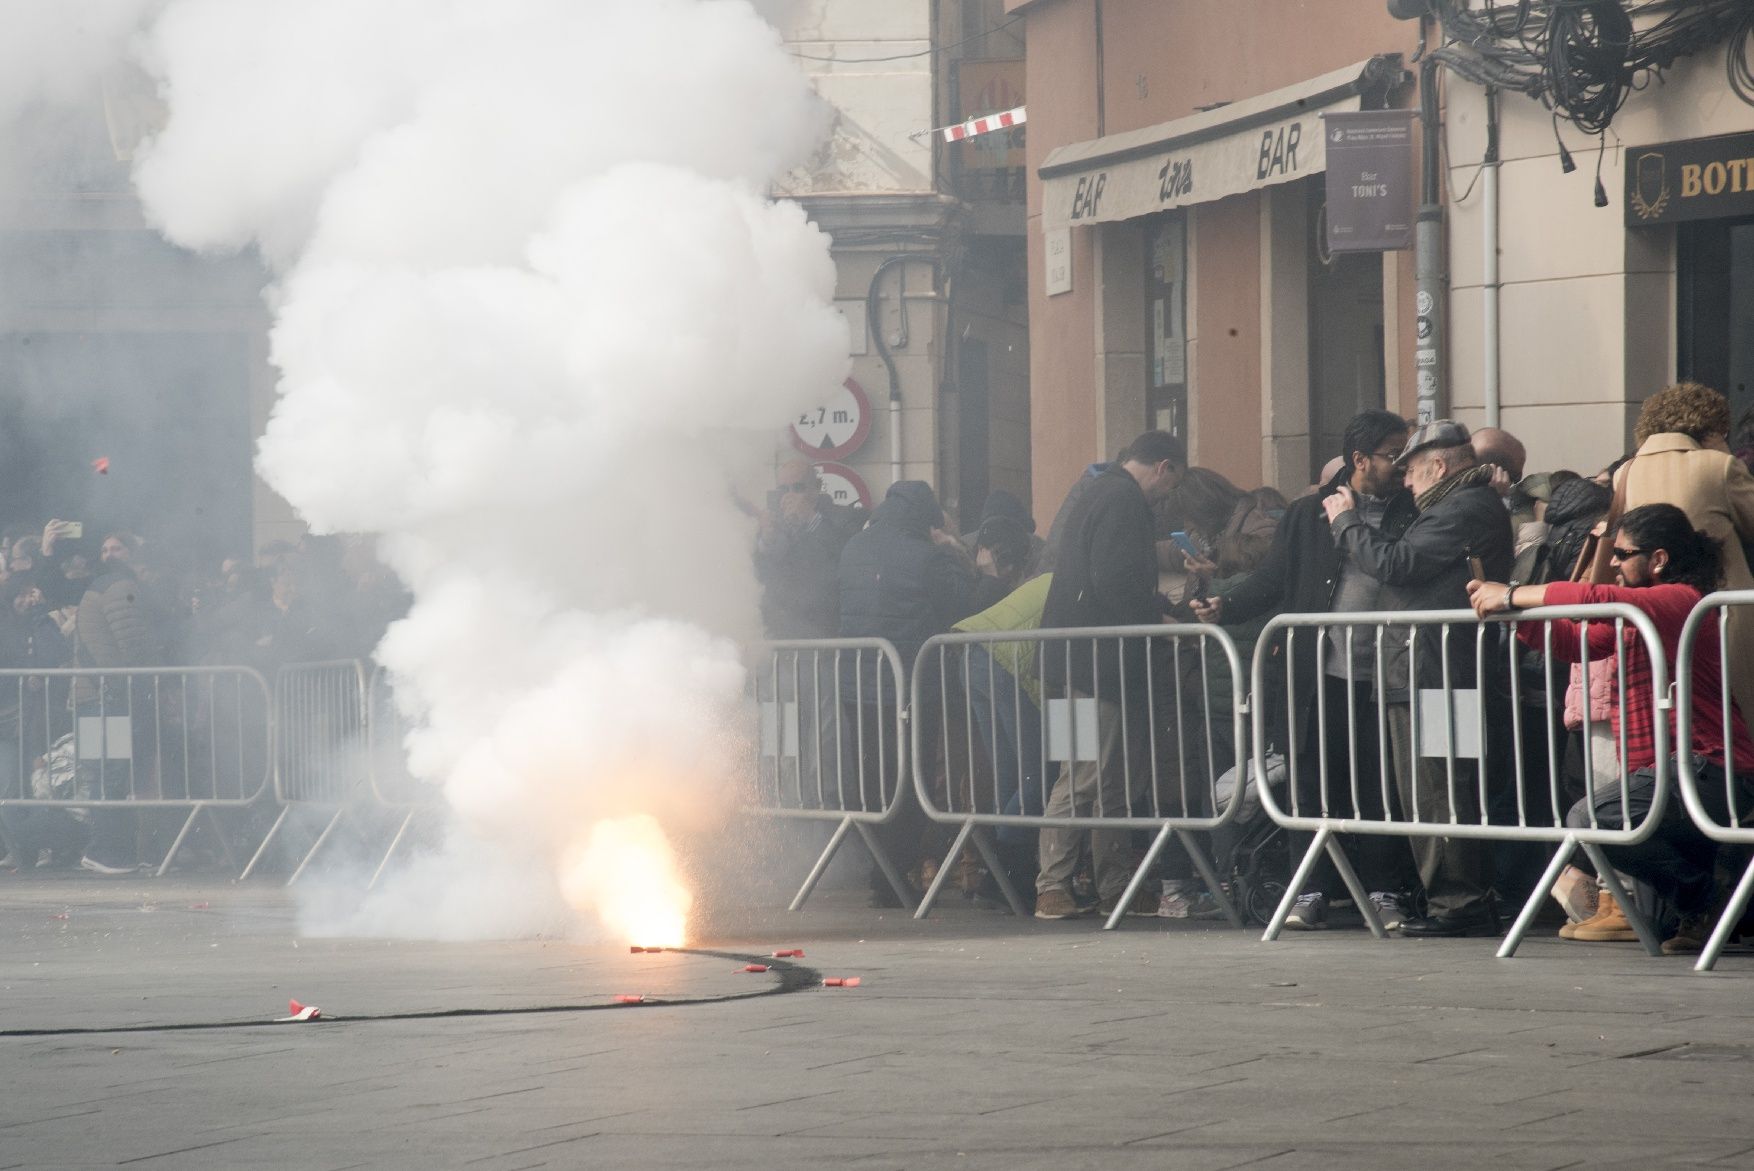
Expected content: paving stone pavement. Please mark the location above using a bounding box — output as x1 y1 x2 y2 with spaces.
6 874 1754 1170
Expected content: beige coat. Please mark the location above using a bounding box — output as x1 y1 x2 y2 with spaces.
1617 432 1754 724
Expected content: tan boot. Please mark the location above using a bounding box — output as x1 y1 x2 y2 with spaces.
1562 890 1638 941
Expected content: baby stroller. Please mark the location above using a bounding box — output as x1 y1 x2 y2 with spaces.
1211 751 1292 925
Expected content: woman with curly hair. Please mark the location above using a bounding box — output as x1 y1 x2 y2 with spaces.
1614 382 1754 726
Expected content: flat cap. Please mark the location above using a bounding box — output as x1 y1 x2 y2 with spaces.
1395 419 1471 468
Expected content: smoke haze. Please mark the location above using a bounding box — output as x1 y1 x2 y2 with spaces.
7 0 848 939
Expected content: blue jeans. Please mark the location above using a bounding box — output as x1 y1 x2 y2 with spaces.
963 647 1044 843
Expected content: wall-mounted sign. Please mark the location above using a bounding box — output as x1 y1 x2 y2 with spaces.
789 377 872 460
1626 131 1754 226
1323 109 1414 252
1045 227 1072 296
813 461 871 511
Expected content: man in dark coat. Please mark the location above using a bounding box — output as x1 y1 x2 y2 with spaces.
756 458 865 639
1198 409 1419 930
836 480 976 905
72 534 164 874
1033 431 1184 920
1323 419 1514 936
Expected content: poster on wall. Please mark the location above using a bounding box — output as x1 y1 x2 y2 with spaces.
1323 109 1414 253
1150 218 1186 385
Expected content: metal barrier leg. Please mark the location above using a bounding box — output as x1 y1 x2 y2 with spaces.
207 807 240 872
369 810 420 890
154 805 204 878
915 820 974 920
1104 824 1173 931
1263 826 1333 942
788 817 853 912
287 807 347 887
240 804 292 882
1696 856 1754 972
966 825 1028 917
1324 834 1386 940
854 820 917 913
1176 828 1245 928
1499 835 1577 959
1582 841 1664 956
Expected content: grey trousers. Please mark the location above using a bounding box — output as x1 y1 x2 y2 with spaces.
1036 692 1137 899
1385 703 1491 917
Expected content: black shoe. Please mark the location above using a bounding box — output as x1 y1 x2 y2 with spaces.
868 883 921 909
1400 906 1501 938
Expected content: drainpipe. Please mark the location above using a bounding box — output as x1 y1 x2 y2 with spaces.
1482 87 1501 430
866 253 943 488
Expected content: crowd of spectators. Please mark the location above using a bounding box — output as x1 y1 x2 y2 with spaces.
0 521 408 873
756 380 1754 957
0 524 407 677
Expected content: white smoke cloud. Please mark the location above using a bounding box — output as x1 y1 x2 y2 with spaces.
0 0 163 116
12 0 848 938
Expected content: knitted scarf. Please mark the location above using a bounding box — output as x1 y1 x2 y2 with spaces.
1415 462 1496 513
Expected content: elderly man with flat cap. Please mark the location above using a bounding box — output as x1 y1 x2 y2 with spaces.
1320 420 1514 937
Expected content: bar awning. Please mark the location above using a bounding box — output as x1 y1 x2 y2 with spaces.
1040 55 1406 229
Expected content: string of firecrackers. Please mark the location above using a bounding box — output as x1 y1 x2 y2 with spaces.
910 105 1026 143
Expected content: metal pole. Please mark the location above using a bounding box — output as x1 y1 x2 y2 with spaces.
1415 57 1445 424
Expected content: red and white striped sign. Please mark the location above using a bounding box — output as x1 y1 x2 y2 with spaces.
942 105 1026 142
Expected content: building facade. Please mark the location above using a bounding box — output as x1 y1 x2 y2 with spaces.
1444 39 1754 473
776 0 1032 529
1013 0 1754 514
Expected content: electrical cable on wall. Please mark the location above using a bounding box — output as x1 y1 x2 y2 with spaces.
1425 0 1753 139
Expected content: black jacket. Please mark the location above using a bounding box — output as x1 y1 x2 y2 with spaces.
1041 464 1159 699
1331 476 1514 700
837 481 975 691
1220 471 1417 745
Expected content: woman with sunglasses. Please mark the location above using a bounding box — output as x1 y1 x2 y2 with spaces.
1469 503 1754 953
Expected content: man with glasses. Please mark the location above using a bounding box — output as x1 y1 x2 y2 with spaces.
1323 419 1514 936
1197 409 1419 930
756 457 865 639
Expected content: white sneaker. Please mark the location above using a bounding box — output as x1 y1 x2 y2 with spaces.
1368 891 1408 932
1285 892 1328 930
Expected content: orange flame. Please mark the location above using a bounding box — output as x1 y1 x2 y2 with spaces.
557 814 692 947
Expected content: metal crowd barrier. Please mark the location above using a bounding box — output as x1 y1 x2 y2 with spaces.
242 659 369 884
0 666 273 876
1675 590 1754 972
364 663 444 886
1251 604 1672 956
750 638 913 911
911 625 1249 929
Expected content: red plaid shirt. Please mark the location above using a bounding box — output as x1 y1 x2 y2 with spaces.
1522 581 1754 772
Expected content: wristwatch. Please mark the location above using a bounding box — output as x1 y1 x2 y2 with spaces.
1502 579 1522 612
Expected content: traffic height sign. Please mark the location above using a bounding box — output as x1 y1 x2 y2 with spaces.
790 377 872 460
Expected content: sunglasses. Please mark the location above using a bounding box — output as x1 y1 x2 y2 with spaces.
777 482 813 494
1610 546 1648 563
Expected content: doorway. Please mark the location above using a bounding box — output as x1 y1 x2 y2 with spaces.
1307 181 1386 476
1679 215 1754 439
